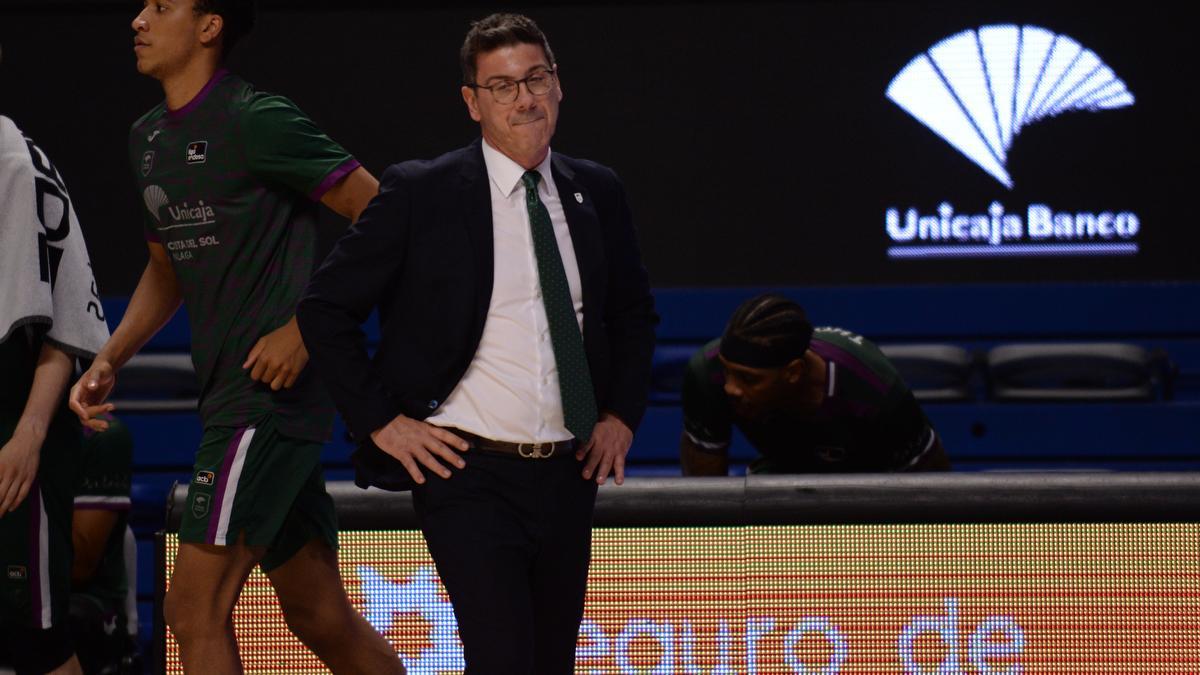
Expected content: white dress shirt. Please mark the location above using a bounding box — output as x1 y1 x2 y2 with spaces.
425 139 585 443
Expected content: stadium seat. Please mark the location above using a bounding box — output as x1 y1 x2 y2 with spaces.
986 343 1154 401
649 344 700 404
108 353 198 412
879 343 974 401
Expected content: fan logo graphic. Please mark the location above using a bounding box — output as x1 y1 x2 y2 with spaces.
884 25 1141 259
887 24 1133 188
186 141 207 164
143 185 169 223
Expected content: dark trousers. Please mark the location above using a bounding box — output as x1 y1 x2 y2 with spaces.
412 450 598 674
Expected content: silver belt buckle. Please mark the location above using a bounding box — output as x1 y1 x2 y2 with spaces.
518 442 554 459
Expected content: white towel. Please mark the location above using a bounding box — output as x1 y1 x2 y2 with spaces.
0 115 109 358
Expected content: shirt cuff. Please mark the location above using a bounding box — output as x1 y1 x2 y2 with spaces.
309 158 362 202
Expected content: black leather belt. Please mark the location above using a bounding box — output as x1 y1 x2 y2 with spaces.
441 427 578 459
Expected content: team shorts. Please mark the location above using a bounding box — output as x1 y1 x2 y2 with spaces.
0 415 79 629
0 415 79 670
178 415 337 571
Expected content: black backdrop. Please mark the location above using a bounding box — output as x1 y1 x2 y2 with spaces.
1 1 1196 295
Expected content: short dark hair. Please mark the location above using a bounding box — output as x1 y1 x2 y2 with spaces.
719 294 814 368
194 0 256 59
460 13 556 85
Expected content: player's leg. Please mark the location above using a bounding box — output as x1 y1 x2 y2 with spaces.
45 655 82 675
266 537 405 674
65 593 110 673
262 462 404 673
167 422 296 671
163 540 262 673
258 430 404 672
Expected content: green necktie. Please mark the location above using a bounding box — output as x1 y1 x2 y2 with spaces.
522 170 598 443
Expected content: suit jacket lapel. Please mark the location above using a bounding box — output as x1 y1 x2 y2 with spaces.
460 139 494 324
551 155 602 291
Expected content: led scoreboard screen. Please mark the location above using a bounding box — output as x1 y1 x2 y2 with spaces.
162 523 1200 673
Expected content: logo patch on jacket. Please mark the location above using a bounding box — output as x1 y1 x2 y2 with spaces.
191 493 212 519
186 141 207 164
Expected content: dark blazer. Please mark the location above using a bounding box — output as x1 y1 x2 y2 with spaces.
297 139 657 486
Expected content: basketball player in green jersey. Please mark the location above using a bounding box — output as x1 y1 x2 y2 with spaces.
69 2 404 672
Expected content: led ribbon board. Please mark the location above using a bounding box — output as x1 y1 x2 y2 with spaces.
884 26 1141 259
162 523 1200 673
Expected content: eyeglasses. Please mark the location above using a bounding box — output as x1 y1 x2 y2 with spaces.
468 68 557 104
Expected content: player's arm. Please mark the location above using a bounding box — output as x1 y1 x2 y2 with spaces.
70 242 182 431
680 432 730 476
71 509 119 583
679 346 734 476
242 167 381 391
0 341 74 514
240 117 379 389
320 166 379 223
881 390 951 472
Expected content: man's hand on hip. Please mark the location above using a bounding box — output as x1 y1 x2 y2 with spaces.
371 416 469 484
577 413 633 486
244 316 308 391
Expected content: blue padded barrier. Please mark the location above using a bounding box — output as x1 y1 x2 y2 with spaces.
629 400 1200 466
653 283 1200 342
125 414 203 470
123 410 357 469
100 298 192 352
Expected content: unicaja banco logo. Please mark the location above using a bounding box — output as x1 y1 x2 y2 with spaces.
887 25 1134 188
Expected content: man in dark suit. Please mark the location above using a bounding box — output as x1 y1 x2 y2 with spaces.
296 13 657 673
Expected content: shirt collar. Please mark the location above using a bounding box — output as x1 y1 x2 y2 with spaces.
481 138 555 199
167 68 230 121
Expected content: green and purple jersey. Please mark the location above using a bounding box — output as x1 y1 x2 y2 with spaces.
129 71 358 441
683 327 939 473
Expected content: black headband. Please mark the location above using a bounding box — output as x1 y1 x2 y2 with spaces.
718 332 808 369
